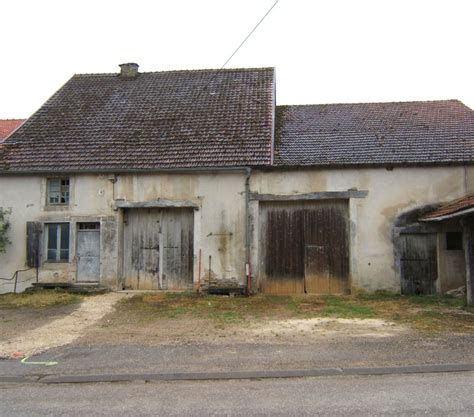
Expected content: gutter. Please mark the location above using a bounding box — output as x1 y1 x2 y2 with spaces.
245 167 252 294
421 207 474 222
0 166 253 176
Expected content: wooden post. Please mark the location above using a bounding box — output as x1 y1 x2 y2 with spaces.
462 217 474 307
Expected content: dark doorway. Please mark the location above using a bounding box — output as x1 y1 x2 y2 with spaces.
400 233 438 295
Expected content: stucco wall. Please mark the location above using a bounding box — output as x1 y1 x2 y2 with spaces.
114 173 247 289
250 165 472 292
0 165 471 294
0 172 247 293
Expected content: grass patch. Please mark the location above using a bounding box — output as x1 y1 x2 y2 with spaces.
0 290 83 309
406 294 464 308
316 295 374 318
114 291 474 334
321 304 374 318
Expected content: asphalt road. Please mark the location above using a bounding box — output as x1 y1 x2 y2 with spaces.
1 371 473 416
2 333 474 378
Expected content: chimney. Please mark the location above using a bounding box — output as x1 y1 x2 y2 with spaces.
119 63 139 79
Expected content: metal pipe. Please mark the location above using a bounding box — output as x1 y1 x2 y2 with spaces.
245 167 252 295
197 249 202 293
208 255 212 286
13 272 18 294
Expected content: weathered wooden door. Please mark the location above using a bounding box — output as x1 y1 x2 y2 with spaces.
259 200 349 295
123 208 194 290
77 225 100 282
161 209 194 290
400 233 438 295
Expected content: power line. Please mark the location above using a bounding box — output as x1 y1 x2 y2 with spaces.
219 0 280 72
194 0 280 101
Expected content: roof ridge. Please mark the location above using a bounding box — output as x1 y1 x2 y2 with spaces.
73 66 275 77
276 99 464 108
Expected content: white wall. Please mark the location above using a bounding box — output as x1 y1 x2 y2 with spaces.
1 165 471 293
251 165 472 292
0 172 247 293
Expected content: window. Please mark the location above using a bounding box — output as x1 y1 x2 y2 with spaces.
78 222 100 230
46 223 70 261
47 178 70 205
446 232 463 251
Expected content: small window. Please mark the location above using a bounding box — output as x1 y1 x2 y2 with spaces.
446 232 463 251
47 178 70 205
46 223 70 261
78 222 100 230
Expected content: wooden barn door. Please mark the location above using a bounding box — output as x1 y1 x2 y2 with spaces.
260 200 349 295
123 208 194 290
160 209 194 290
123 209 161 290
400 233 438 295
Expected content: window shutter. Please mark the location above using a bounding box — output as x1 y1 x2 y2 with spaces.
26 222 42 267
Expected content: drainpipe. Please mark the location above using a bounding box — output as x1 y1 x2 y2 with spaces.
245 167 252 295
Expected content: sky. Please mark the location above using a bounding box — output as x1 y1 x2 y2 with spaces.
1 0 473 119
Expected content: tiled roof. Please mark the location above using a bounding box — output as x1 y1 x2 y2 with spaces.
2 67 274 172
421 195 474 220
0 119 24 141
275 100 474 167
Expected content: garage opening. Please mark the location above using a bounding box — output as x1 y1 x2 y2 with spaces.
259 200 350 295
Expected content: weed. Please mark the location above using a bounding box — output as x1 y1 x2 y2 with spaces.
0 290 82 309
321 304 374 318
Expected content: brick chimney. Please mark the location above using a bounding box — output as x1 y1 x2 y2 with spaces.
119 63 139 79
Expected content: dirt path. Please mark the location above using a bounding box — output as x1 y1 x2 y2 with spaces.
0 293 126 358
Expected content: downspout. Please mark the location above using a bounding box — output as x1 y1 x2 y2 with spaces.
245 167 252 295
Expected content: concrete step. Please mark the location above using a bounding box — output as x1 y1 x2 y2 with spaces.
29 282 108 294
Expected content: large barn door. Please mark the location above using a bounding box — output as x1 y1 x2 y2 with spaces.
260 200 349 295
123 208 194 290
400 233 438 295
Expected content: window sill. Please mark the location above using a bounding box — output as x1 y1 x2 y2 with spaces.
45 260 70 263
43 205 70 212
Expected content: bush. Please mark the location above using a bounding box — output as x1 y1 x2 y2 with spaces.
0 208 11 253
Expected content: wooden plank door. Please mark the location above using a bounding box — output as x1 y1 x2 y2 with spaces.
400 233 438 295
123 209 161 290
260 203 305 294
303 202 350 294
260 200 349 295
160 209 194 290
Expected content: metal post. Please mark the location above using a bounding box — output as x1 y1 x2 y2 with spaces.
13 272 18 294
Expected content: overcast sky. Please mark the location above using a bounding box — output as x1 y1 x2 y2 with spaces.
1 0 473 118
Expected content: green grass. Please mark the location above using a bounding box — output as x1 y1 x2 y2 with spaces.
0 290 82 309
318 295 375 318
406 294 464 308
114 291 474 333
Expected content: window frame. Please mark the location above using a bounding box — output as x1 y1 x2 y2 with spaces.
47 177 70 206
45 223 70 262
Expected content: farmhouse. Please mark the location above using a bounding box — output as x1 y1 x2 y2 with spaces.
0 64 473 297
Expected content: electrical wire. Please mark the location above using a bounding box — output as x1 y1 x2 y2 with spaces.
195 0 280 98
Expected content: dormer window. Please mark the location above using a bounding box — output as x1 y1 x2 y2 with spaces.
47 178 70 205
